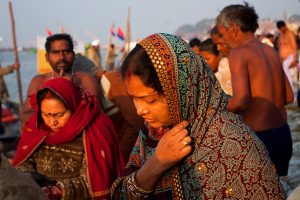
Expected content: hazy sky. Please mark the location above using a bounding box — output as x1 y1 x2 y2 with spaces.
0 0 299 48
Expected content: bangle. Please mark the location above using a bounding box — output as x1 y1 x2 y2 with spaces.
56 181 65 199
127 171 153 198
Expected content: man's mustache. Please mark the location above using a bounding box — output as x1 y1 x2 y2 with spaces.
56 60 69 65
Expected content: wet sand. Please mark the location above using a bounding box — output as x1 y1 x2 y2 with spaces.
282 102 300 196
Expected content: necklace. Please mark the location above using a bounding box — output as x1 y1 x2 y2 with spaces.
243 37 256 45
147 124 170 141
51 69 74 78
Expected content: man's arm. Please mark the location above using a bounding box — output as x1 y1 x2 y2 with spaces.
283 72 294 104
0 62 19 76
288 31 298 67
227 49 251 113
74 72 101 101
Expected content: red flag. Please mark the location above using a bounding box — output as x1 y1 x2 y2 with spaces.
110 27 115 36
117 27 125 41
45 28 53 36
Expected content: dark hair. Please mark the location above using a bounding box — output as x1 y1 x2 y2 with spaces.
217 2 259 33
121 45 164 95
276 20 286 29
37 88 68 109
266 33 274 39
45 33 74 52
200 38 219 56
189 38 201 48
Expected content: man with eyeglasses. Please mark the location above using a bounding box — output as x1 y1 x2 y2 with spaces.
21 33 101 126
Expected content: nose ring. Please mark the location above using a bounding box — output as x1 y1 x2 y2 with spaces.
53 120 58 126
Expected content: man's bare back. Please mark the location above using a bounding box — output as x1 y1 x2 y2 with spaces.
228 39 293 131
217 3 293 176
21 71 101 125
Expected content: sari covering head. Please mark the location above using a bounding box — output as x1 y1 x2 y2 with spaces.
111 33 285 199
13 77 124 199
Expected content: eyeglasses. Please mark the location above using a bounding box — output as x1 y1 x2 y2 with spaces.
49 49 73 56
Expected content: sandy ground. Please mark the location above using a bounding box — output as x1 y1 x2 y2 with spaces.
282 102 300 197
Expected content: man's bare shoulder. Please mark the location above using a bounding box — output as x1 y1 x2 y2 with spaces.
234 41 277 59
73 71 100 98
230 43 254 57
228 47 247 63
229 47 243 56
30 73 49 82
287 29 296 37
28 73 50 92
261 42 280 57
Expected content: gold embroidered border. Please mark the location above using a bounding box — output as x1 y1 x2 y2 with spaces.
139 34 180 124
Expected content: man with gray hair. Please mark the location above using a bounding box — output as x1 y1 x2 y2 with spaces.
216 3 294 176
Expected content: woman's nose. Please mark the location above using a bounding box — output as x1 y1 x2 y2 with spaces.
134 100 147 116
50 118 58 126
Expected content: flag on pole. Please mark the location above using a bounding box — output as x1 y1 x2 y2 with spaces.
117 26 125 41
110 27 115 36
45 28 53 36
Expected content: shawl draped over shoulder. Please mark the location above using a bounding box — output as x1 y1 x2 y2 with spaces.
13 77 124 199
111 33 286 199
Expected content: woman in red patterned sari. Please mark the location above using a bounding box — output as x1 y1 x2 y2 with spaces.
110 33 286 199
13 77 124 199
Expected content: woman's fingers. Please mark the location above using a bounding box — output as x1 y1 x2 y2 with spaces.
179 136 192 150
182 136 192 145
169 121 189 136
154 121 193 171
180 144 192 156
164 120 191 149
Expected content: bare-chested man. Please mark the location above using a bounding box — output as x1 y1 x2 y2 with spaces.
217 3 294 176
21 33 101 125
276 20 298 88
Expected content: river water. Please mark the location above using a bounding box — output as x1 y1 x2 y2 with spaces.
0 51 37 103
1 51 300 196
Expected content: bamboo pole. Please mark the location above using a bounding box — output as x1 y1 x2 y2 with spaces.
8 1 23 115
123 7 131 59
56 19 65 33
108 22 115 45
85 30 98 40
105 22 115 69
